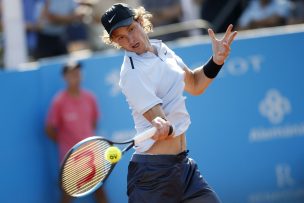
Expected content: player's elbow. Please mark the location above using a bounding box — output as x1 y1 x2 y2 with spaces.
191 80 210 95
190 88 206 96
185 85 206 96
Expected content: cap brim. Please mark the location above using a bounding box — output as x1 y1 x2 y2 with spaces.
109 17 134 36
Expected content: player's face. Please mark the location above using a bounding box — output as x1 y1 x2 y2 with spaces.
111 21 151 54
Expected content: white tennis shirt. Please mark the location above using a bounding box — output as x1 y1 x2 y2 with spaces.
119 40 191 152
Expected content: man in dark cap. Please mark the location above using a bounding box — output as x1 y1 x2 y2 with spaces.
100 3 237 203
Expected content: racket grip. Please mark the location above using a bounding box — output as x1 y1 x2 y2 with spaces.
133 125 174 145
133 127 157 145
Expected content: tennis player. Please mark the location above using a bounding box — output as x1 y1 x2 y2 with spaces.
101 3 237 203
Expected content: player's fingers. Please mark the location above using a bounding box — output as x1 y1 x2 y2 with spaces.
151 117 171 140
160 123 174 140
223 41 230 51
158 117 172 137
227 31 238 46
208 28 216 42
223 24 233 41
151 117 162 140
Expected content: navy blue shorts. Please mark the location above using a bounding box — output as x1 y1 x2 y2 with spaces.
127 151 221 203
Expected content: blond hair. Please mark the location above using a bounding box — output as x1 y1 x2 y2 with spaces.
101 6 153 48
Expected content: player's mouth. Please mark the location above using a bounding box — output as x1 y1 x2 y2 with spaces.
132 42 140 49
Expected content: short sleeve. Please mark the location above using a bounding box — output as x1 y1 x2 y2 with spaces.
119 70 162 114
163 43 188 70
174 53 188 69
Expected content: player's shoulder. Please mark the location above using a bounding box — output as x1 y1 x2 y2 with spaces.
119 56 146 90
152 39 173 51
158 40 177 58
121 55 133 70
120 54 143 77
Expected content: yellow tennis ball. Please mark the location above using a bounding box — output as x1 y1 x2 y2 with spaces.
104 146 122 163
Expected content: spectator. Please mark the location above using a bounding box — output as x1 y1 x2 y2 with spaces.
288 0 304 24
237 0 292 30
66 1 91 52
200 0 246 33
180 0 204 37
140 0 184 41
34 0 88 59
45 61 107 203
23 0 42 61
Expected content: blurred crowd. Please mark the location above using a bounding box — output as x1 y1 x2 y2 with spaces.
0 0 304 67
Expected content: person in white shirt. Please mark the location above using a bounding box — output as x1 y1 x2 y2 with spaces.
101 3 237 203
238 0 292 30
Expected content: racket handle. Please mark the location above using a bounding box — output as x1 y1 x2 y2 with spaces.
133 127 157 145
133 125 174 145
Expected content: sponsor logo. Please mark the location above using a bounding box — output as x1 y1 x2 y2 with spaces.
259 89 291 124
248 163 302 203
108 14 116 23
249 89 304 142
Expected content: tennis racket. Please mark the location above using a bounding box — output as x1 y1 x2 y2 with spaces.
60 126 171 197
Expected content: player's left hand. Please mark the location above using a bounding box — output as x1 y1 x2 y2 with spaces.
208 24 237 65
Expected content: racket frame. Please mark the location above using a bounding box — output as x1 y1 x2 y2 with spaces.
60 136 134 197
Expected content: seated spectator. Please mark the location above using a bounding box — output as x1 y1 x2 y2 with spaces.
237 0 292 30
140 0 184 41
23 0 42 61
200 0 246 33
180 0 204 37
288 0 304 24
34 0 88 59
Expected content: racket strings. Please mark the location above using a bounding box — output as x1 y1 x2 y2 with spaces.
61 140 112 196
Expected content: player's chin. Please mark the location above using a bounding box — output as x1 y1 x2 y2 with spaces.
131 44 145 54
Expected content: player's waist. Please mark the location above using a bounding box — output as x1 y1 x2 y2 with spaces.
131 150 189 163
143 133 187 155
